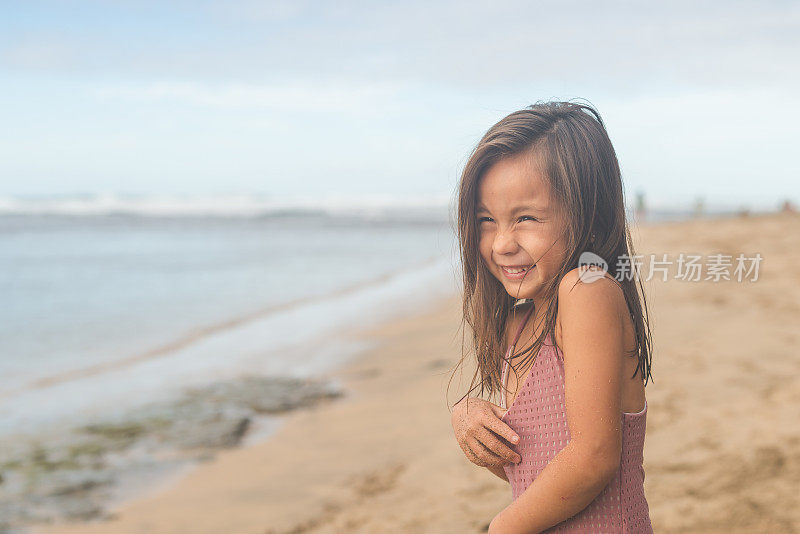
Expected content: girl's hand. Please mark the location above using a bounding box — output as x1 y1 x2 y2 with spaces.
451 397 522 469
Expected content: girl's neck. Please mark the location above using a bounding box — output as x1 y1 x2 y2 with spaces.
516 295 554 342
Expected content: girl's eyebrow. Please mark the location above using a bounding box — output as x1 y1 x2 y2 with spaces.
476 203 544 213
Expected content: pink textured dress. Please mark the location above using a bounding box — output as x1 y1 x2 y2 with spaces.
500 303 653 533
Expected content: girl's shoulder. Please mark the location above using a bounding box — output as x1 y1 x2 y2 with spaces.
559 265 624 295
555 266 630 348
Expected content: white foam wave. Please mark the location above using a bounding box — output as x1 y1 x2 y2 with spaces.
0 192 454 218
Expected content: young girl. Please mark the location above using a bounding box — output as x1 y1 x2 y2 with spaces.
452 101 654 533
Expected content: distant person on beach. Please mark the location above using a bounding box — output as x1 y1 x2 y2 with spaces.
693 196 705 218
450 101 655 533
634 190 647 222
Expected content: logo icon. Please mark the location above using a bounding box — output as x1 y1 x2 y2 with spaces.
577 252 608 283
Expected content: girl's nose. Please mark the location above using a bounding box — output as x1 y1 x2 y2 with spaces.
493 230 519 255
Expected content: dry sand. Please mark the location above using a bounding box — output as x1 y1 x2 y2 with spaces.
34 212 800 534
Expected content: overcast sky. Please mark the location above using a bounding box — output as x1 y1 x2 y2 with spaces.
1 0 798 209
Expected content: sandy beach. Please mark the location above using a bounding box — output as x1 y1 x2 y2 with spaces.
31 211 800 534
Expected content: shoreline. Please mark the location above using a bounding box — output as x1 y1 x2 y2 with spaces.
2 253 449 401
0 249 456 436
20 211 800 533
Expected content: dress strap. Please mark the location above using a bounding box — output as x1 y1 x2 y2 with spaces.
501 302 535 409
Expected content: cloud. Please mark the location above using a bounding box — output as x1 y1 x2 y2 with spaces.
2 0 799 204
3 0 799 93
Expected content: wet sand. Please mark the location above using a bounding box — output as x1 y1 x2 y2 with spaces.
33 211 800 533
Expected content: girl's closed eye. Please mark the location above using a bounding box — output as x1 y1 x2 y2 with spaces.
477 216 540 223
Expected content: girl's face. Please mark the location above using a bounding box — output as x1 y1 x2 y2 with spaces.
476 151 568 305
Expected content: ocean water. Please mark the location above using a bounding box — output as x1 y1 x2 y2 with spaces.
0 205 460 435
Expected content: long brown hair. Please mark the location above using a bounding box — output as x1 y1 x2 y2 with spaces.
449 99 654 410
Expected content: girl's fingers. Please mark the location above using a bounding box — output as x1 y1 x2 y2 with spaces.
484 412 521 449
451 397 521 467
471 435 508 467
487 401 507 419
458 434 491 467
476 427 521 465
462 443 488 467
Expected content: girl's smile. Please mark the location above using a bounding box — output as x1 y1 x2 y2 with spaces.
498 264 535 280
